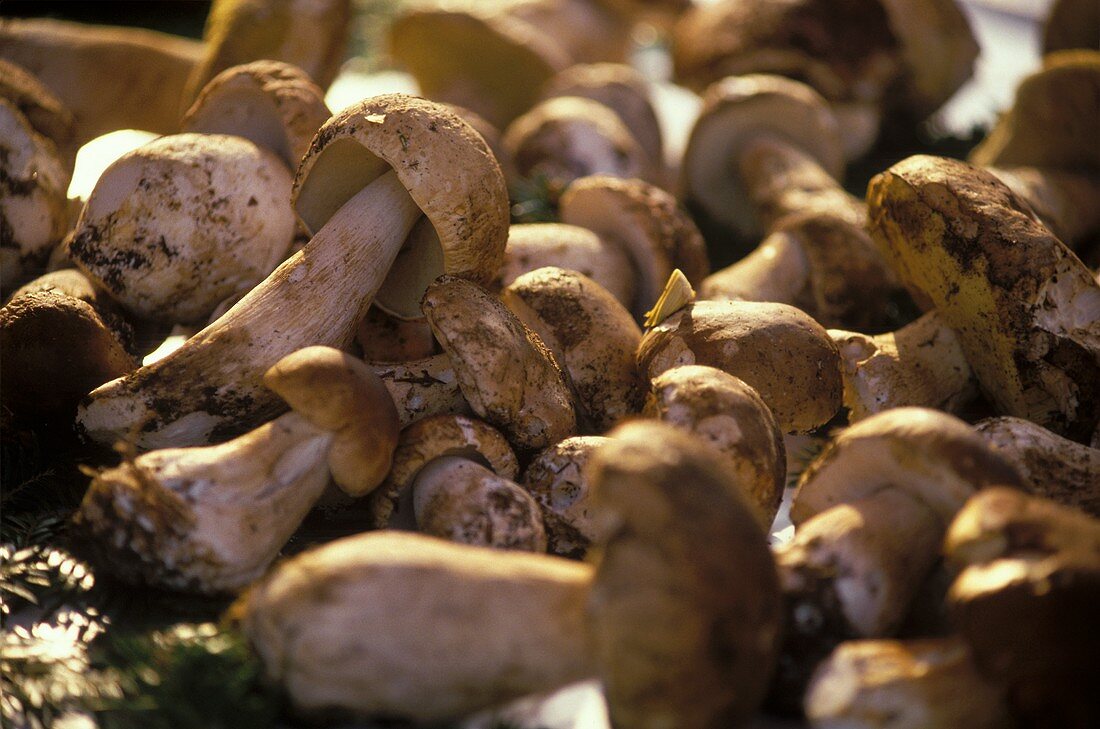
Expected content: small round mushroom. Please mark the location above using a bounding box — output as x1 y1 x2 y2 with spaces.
522 435 608 558
502 266 645 432
422 275 576 451
638 298 843 434
369 352 469 428
72 346 399 593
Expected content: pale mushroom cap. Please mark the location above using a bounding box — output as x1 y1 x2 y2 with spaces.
263 346 399 497
680 74 844 237
422 275 577 450
367 412 519 528
502 266 645 432
644 365 786 525
792 407 1024 527
637 299 843 433
182 59 331 170
0 58 75 165
522 435 608 558
559 175 710 319
500 223 636 309
293 94 509 319
413 456 547 552
586 420 782 728
69 133 296 323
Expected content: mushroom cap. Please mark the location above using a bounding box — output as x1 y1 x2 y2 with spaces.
263 346 399 497
182 59 331 170
680 74 844 237
792 408 1024 527
370 352 470 428
867 155 1100 442
559 175 710 319
644 365 786 525
0 58 75 168
503 96 650 197
522 435 609 558
413 456 547 552
388 6 569 129
500 223 636 309
422 275 577 450
970 50 1100 171
367 412 518 528
1043 0 1100 54
502 266 645 432
585 420 781 728
637 299 843 433
804 638 1011 729
0 97 69 288
293 94 509 319
541 63 663 170
445 103 517 187
69 133 296 323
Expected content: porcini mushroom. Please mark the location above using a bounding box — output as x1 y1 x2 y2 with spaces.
0 58 76 170
77 95 508 450
522 435 608 558
369 352 469 428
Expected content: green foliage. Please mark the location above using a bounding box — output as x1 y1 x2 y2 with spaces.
509 175 559 224
786 438 827 490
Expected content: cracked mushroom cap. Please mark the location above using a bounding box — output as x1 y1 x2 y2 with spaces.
181 60 331 170
68 133 296 323
388 5 569 129
422 275 576 450
792 407 1024 527
867 155 1100 443
522 435 608 558
585 420 782 728
263 346 399 497
0 58 75 169
502 266 645 432
559 175 710 319
637 299 843 433
970 50 1100 171
644 365 786 526
294 94 509 319
680 74 844 238
367 412 518 529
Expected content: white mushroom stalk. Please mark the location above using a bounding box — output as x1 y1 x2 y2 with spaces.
77 95 508 450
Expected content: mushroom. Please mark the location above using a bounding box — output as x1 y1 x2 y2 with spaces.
0 58 76 171
421 275 576 451
355 305 438 362
975 416 1100 517
1042 0 1099 54
944 487 1100 727
77 95 509 450
369 353 469 428
771 408 1022 706
72 346 399 593
502 266 645 432
830 311 978 422
988 166 1100 252
558 174 710 320
643 365 786 526
638 298 843 434
804 638 1012 729
68 133 297 323
866 155 1100 443
521 435 608 558
499 223 636 309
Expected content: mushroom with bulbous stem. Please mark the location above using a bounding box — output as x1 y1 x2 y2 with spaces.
77 95 509 450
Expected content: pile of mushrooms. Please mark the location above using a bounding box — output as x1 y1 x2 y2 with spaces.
2 2 1099 728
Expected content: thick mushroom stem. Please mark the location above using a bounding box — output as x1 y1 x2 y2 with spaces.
78 170 422 449
830 311 978 421
701 225 812 308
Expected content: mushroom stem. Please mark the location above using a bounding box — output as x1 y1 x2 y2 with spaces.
701 226 811 307
79 170 422 449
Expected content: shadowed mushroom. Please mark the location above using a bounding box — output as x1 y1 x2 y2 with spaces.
72 346 398 593
502 266 645 432
369 353 469 428
0 58 76 170
988 166 1100 252
522 435 608 558
1043 0 1099 54
77 95 508 450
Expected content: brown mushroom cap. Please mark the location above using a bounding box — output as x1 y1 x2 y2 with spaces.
422 275 576 450
680 74 844 238
502 266 645 432
181 59 331 170
522 435 608 558
1043 0 1100 55
263 345 399 497
367 412 518 529
644 365 786 525
0 58 75 169
637 299 843 434
559 175 710 319
867 155 1100 442
792 408 1024 526
585 420 782 728
294 94 509 319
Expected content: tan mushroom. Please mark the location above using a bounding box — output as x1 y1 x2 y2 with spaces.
522 435 608 558
369 352 469 428
988 166 1100 251
0 58 76 170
